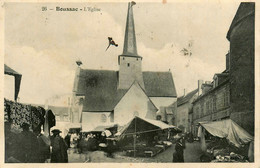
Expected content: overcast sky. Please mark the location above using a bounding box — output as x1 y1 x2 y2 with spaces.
4 1 241 104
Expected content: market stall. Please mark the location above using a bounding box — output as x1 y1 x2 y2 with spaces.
198 119 254 162
115 116 181 157
4 98 47 133
79 123 118 153
4 64 57 163
4 98 56 163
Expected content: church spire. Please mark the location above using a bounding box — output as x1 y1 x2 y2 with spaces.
118 1 144 90
122 1 139 57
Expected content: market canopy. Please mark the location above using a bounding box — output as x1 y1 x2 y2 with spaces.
4 64 22 101
82 123 116 132
116 116 181 137
199 119 253 147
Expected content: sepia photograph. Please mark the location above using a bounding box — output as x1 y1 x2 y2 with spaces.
2 0 256 164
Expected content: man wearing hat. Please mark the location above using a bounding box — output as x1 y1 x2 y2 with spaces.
172 138 185 162
50 129 68 163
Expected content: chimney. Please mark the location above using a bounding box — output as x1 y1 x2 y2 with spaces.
183 89 186 96
202 83 212 94
226 52 230 71
198 80 203 96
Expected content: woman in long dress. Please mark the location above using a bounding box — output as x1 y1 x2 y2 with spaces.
50 129 68 163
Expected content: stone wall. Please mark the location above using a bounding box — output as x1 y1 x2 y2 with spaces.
228 3 255 135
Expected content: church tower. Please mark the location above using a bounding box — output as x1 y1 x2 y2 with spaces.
118 2 145 90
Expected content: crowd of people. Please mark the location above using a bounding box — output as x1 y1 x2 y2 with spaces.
5 121 69 163
5 122 39 163
64 130 117 159
5 119 188 163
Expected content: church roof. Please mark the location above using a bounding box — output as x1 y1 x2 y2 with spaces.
143 71 176 97
75 69 177 112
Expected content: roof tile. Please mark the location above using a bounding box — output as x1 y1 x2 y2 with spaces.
76 69 177 112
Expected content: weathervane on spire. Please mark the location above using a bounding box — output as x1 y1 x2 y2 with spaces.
131 1 136 7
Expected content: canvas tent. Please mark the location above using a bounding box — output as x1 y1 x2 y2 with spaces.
199 119 253 147
114 116 181 157
116 116 181 137
4 64 22 101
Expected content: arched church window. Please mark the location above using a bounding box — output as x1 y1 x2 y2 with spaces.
101 114 107 123
123 57 125 60
127 63 130 67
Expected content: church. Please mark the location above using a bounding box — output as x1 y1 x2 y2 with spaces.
72 2 177 130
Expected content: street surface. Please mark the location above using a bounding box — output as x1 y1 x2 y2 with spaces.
68 141 203 163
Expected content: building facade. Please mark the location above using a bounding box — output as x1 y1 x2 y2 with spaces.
192 2 255 136
176 89 198 133
45 94 73 122
192 79 230 135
